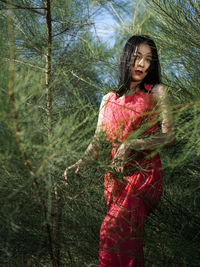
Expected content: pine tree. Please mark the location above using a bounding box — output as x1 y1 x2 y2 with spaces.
1 0 199 266
0 0 112 265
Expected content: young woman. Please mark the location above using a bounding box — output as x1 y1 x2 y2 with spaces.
63 35 174 267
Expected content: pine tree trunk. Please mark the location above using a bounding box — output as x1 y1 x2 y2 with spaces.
44 1 62 266
45 0 52 135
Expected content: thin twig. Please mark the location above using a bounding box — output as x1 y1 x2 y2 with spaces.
52 19 94 26
52 26 70 38
1 57 45 71
109 2 124 25
132 0 142 26
67 70 104 92
64 172 95 201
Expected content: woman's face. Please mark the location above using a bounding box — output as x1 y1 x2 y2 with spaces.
130 43 152 84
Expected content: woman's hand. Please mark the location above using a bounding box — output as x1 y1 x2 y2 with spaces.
63 159 83 186
111 143 129 173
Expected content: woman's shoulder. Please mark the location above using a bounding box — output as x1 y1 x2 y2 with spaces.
152 83 166 92
152 84 167 100
102 92 112 100
99 92 113 111
101 91 115 103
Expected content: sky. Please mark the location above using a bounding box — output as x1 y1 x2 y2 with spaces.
91 10 118 47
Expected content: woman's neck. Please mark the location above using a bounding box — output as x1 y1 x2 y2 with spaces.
126 82 141 95
130 81 141 90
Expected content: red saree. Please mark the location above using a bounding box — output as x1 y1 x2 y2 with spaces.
99 87 163 267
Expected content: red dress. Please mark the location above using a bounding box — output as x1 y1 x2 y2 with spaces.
99 86 163 267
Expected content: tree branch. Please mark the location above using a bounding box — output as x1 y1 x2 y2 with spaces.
52 21 94 37
6 4 56 266
52 26 70 37
44 0 52 135
150 0 184 27
44 2 62 266
1 57 45 71
0 0 45 16
52 19 94 26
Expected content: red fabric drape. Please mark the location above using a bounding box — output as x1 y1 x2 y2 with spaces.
99 88 163 267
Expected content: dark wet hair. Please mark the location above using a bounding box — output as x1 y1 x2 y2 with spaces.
116 35 161 97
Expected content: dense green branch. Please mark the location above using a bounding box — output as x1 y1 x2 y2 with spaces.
0 0 45 16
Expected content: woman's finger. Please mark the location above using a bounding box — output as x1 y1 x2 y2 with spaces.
63 168 69 178
63 165 73 180
75 166 80 175
111 161 124 173
63 168 69 180
62 163 81 185
115 167 124 173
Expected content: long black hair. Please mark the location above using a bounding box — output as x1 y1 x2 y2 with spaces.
116 35 161 97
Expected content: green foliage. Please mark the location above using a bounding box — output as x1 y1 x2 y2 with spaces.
0 0 111 266
145 1 200 266
0 0 200 266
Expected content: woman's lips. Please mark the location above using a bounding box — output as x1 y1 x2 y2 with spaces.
135 70 143 75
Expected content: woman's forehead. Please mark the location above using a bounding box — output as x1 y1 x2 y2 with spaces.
133 43 152 56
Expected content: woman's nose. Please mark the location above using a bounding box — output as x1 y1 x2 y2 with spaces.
138 58 144 67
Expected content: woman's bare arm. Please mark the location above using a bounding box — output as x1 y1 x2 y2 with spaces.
63 92 110 181
81 92 111 160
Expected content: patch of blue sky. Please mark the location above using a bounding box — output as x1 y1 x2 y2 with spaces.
90 0 140 47
91 10 118 48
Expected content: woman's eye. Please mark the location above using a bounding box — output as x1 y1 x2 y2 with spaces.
135 55 140 60
146 58 152 63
